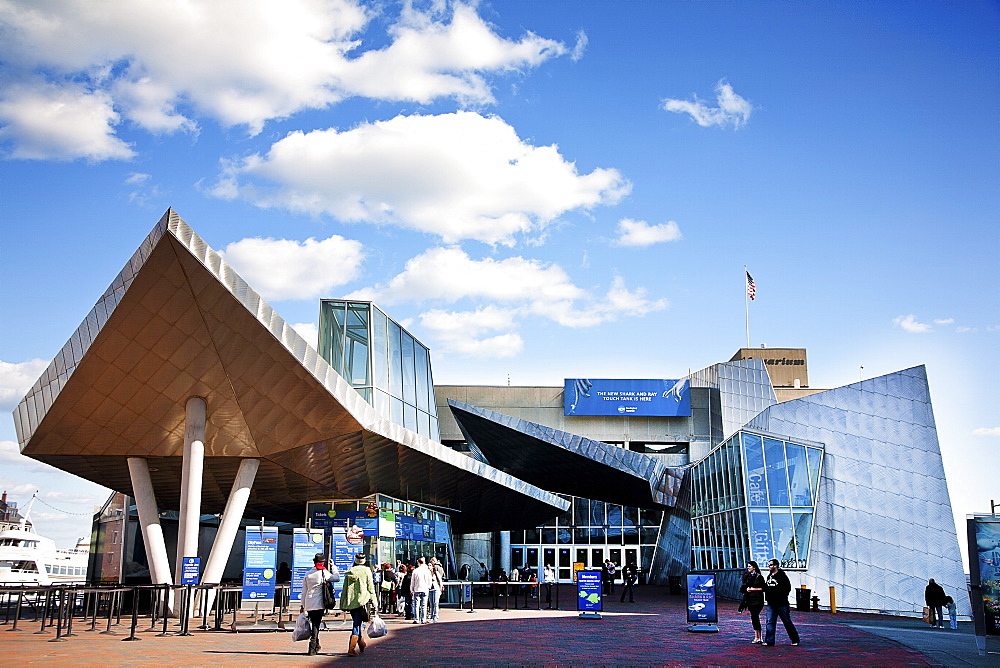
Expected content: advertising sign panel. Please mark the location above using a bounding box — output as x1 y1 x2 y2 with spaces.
686 573 718 625
576 569 603 617
181 556 201 585
241 526 278 609
968 515 1000 653
331 528 353 598
291 528 325 602
564 378 691 417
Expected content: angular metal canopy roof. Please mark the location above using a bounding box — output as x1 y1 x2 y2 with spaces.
448 400 686 509
12 210 567 533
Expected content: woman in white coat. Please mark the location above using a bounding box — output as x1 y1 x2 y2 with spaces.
301 552 340 655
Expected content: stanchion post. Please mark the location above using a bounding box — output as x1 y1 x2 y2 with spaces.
48 587 67 642
156 584 172 637
7 589 24 631
34 588 52 634
100 589 118 635
121 586 141 641
63 588 77 637
178 584 193 636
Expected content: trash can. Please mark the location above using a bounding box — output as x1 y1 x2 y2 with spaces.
795 588 811 611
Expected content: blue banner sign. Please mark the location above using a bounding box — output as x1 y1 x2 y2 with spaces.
576 569 603 615
181 556 200 585
241 526 278 609
686 573 718 624
331 528 354 598
564 378 691 417
291 528 325 602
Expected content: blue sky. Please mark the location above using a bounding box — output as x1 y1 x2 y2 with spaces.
0 1 996 558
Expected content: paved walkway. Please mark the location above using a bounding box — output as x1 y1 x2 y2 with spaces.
1 586 994 666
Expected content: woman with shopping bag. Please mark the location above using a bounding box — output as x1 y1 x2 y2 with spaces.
339 552 377 656
300 552 340 655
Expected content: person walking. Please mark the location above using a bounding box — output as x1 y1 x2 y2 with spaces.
762 558 800 647
925 578 948 628
619 562 638 602
400 564 414 619
411 557 432 624
602 558 617 595
300 552 340 656
428 557 445 622
739 560 766 644
945 595 958 630
339 552 377 657
543 563 556 608
379 563 397 614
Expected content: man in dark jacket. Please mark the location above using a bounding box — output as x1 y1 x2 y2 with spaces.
762 559 801 647
924 578 947 628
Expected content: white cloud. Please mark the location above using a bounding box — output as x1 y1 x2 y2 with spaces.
933 318 955 325
0 358 49 412
662 80 752 129
571 30 589 62
419 307 523 358
972 427 1000 437
613 218 682 247
212 111 629 245
350 246 666 357
220 234 364 302
893 314 931 333
0 82 135 161
292 322 319 348
0 1 569 159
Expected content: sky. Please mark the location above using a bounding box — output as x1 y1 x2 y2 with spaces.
0 1 997 560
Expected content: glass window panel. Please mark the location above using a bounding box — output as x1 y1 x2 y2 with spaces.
414 344 429 412
607 504 623 527
388 321 403 398
806 447 823 503
640 527 659 544
372 308 389 391
623 506 638 527
640 509 662 526
743 433 767 506
623 526 640 544
524 528 539 544
748 508 773 564
557 528 571 544
541 528 556 544
347 337 369 386
792 512 814 569
417 410 430 438
574 498 590 526
373 389 390 419
403 404 417 432
770 509 796 568
785 442 812 506
573 528 590 544
589 527 607 543
590 500 606 526
763 437 790 506
510 530 525 544
319 300 346 373
390 397 404 427
401 332 416 405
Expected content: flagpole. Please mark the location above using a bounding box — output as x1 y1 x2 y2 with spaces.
744 265 750 348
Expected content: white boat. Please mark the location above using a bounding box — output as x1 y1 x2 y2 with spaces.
0 495 89 586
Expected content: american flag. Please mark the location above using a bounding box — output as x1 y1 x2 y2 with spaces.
746 271 756 300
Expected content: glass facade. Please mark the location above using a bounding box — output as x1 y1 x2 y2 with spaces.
690 430 823 571
509 494 663 582
306 494 455 578
319 300 439 440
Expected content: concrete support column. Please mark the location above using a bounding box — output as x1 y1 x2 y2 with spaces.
499 531 511 574
127 457 172 586
203 458 259 584
175 396 206 586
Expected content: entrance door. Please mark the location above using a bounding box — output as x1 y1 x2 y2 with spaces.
558 548 571 581
591 548 604 570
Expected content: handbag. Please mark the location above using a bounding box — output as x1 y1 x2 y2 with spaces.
922 606 933 625
738 596 747 613
322 579 337 610
367 613 388 638
292 613 311 641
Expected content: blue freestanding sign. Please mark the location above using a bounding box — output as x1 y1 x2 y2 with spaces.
291 528 325 602
331 527 355 598
686 573 719 632
576 569 603 618
181 556 201 585
241 526 278 610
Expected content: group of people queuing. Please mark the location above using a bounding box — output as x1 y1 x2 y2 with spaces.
298 552 446 657
376 556 446 624
602 558 640 602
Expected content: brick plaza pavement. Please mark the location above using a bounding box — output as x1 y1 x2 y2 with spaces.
0 585 987 666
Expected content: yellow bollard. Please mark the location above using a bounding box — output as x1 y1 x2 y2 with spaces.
829 585 836 613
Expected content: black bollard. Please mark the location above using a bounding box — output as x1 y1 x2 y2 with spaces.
7 589 24 631
48 588 67 642
34 588 53 634
121 586 141 642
